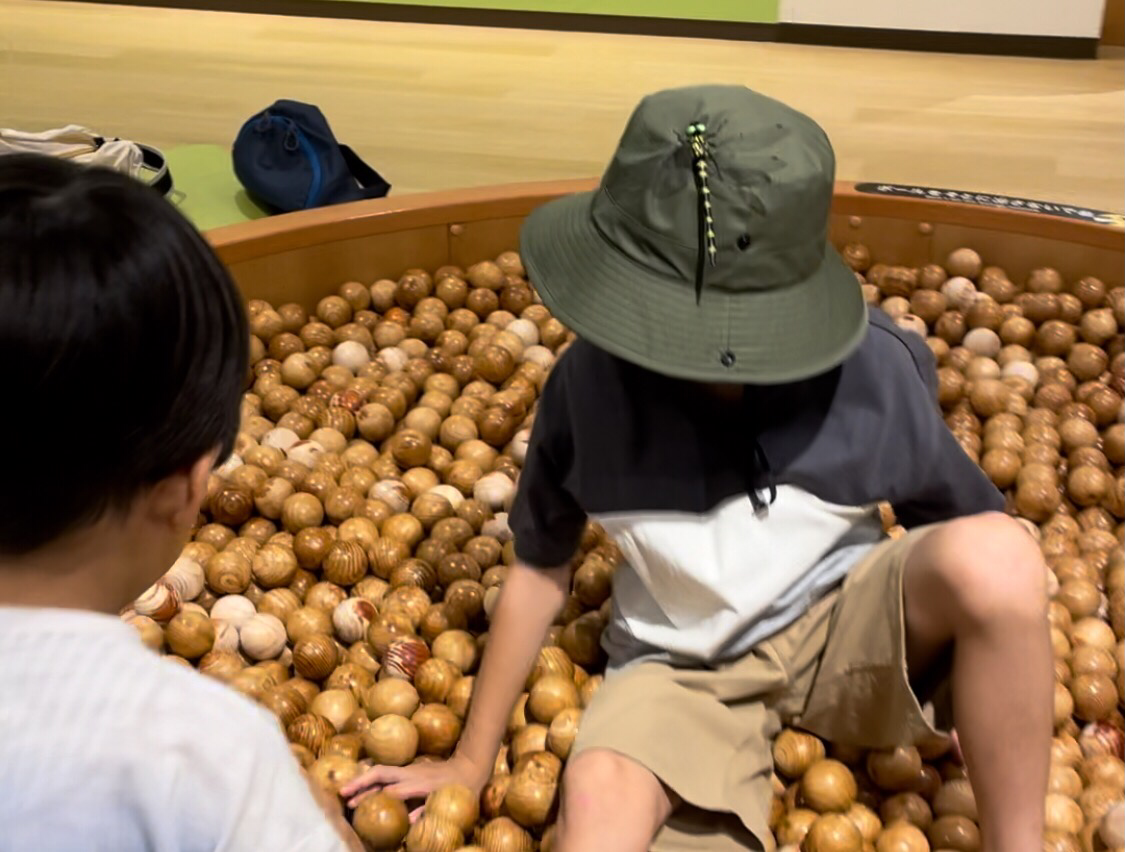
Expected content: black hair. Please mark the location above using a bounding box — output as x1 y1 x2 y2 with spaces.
0 154 248 555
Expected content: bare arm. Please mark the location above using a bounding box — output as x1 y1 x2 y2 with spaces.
341 560 570 805
453 561 570 773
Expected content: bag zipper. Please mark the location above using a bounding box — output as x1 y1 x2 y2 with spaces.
267 115 323 209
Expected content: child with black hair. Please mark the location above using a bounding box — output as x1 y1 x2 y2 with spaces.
342 86 1051 851
0 154 359 851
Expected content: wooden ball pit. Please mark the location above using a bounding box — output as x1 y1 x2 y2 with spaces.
120 181 1125 849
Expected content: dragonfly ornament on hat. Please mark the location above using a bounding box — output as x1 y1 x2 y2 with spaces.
686 121 718 303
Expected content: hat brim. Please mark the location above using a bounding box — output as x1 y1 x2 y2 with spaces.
520 190 868 384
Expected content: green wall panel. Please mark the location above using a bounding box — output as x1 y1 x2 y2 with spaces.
329 0 779 23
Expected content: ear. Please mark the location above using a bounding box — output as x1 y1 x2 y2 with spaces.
145 450 220 532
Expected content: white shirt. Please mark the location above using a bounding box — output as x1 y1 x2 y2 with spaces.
597 485 883 664
0 607 345 852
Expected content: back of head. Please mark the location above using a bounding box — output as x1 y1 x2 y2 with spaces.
0 154 248 555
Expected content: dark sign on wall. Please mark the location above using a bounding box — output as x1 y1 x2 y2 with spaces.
855 182 1124 229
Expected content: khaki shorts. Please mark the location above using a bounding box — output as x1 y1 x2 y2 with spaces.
570 526 951 851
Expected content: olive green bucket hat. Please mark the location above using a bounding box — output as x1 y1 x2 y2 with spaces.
520 85 866 383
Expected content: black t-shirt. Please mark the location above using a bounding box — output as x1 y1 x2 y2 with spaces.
510 309 1004 569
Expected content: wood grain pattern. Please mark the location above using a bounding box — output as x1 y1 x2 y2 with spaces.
2 0 1122 209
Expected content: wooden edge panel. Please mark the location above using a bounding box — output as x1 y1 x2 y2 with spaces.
211 180 1122 262
208 179 598 264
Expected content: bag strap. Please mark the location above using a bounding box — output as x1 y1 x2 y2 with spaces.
136 143 173 196
338 144 390 199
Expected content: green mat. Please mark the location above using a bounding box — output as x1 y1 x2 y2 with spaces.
164 144 269 231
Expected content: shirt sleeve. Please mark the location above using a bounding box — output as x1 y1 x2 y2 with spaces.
888 320 1006 527
509 364 588 568
169 691 348 852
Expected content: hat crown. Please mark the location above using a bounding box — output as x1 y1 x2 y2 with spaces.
591 85 836 292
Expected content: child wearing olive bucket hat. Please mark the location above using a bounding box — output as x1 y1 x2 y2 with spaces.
342 86 1050 850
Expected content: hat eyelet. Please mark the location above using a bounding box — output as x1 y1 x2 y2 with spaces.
737 234 752 251
719 350 737 368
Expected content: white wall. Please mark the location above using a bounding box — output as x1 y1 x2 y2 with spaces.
780 0 1106 39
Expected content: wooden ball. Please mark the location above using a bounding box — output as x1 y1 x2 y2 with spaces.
413 657 460 704
362 713 419 765
205 551 252 596
776 808 818 845
134 580 182 622
1080 308 1118 346
250 543 298 589
318 539 367 587
968 379 1009 417
879 792 932 830
1056 579 1102 620
544 706 582 761
504 772 557 829
431 629 479 674
445 675 475 720
425 783 479 835
526 675 579 725
875 821 929 852
305 581 348 614
383 513 425 548
800 759 857 813
403 815 462 852
866 746 922 791
1037 320 1078 357
240 613 287 660
844 802 881 843
281 492 324 533
412 703 462 756
287 712 336 756
1100 801 1125 849
1044 792 1084 835
1072 673 1117 722
310 688 360 733
946 248 982 279
559 613 605 668
325 661 375 703
384 637 432 681
367 537 410 581
932 778 977 821
287 605 333 644
1080 754 1125 788
1079 783 1122 825
353 792 410 851
164 610 215 660
293 633 339 681
803 813 862 851
390 429 433 469
412 492 455 531
332 596 377 644
1068 342 1109 382
773 729 826 780
443 579 485 623
364 678 421 719
477 817 534 852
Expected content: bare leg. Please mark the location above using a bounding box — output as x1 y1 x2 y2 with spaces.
903 512 1051 852
556 748 676 852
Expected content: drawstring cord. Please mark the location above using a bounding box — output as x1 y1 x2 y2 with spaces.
748 437 778 516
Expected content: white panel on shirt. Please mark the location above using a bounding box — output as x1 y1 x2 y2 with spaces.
0 608 345 852
593 485 882 662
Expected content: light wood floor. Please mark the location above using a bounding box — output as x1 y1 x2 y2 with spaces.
2 0 1123 210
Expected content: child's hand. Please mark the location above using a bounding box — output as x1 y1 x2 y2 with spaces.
340 754 489 821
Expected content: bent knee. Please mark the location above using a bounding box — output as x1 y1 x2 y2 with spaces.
911 512 1047 623
564 748 643 793
562 748 670 812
